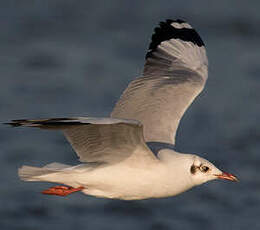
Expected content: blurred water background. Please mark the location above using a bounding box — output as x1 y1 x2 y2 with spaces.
0 1 260 230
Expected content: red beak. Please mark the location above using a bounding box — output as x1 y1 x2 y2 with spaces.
215 172 239 182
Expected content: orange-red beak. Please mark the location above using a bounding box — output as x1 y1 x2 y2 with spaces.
215 172 239 182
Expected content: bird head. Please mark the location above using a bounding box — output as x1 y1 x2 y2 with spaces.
189 156 238 185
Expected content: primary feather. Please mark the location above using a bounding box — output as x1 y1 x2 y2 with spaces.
111 19 208 144
5 19 235 201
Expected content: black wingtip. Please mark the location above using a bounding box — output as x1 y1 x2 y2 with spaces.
3 118 91 128
145 19 204 59
3 121 22 127
165 18 187 24
3 119 32 127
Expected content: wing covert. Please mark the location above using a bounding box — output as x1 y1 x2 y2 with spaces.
111 19 208 145
7 117 158 165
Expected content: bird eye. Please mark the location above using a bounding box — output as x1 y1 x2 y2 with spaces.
200 165 209 173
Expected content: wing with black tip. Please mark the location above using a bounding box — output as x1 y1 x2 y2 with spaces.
7 117 158 165
111 19 208 145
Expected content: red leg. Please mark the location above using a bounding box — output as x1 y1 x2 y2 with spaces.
41 185 84 196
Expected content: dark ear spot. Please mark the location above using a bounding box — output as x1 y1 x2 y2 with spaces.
190 165 197 174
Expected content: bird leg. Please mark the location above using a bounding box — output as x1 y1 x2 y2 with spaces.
41 185 84 196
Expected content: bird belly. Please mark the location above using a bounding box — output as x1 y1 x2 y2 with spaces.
78 163 193 200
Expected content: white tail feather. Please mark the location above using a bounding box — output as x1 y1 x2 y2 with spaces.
43 162 71 170
18 162 71 181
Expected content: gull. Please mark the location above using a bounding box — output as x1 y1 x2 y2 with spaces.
7 19 238 200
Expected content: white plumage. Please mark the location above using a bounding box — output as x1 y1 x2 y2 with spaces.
8 19 238 200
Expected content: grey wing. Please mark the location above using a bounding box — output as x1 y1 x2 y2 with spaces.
7 117 158 164
111 19 208 145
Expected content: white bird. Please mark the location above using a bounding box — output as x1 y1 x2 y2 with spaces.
7 19 238 200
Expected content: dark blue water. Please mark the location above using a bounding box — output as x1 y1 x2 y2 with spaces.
1 1 260 229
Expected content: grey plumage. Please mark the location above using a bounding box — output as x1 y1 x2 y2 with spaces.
111 21 208 144
5 20 237 201
8 117 157 165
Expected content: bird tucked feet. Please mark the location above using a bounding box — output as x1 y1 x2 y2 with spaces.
42 185 84 196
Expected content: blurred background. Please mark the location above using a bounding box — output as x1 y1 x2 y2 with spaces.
0 1 259 229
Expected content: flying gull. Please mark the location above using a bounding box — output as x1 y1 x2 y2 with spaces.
7 19 238 200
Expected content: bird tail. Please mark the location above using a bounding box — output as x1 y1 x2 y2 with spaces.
18 162 72 181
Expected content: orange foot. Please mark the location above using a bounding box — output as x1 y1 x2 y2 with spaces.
42 185 84 196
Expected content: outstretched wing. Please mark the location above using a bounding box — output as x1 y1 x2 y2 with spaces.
7 117 158 165
111 19 208 145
